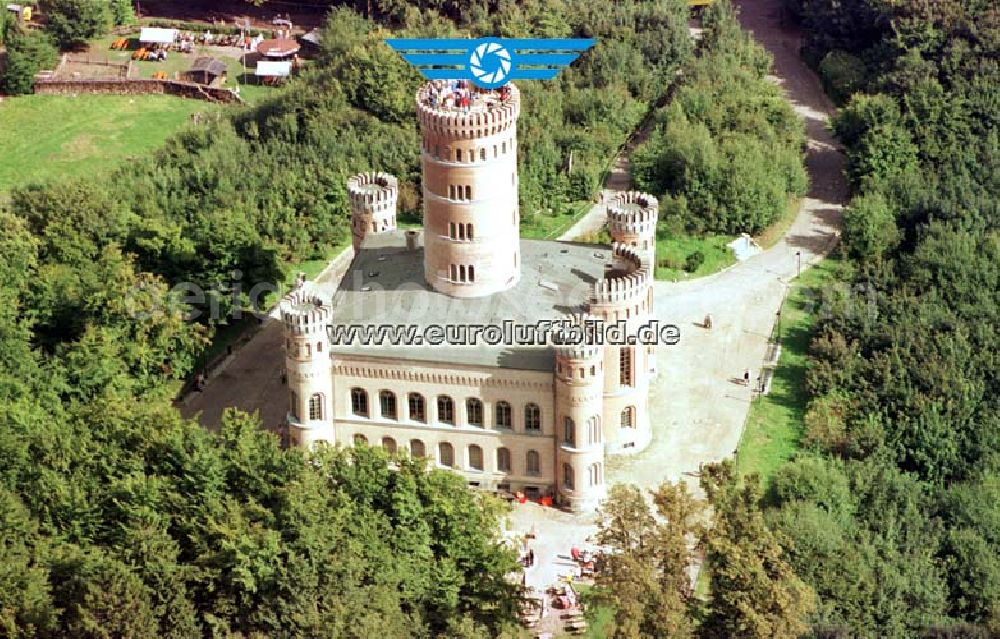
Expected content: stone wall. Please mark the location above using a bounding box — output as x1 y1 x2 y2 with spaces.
34 78 241 103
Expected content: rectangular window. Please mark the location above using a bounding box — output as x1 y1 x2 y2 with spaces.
408 393 425 422
438 397 454 424
620 347 632 387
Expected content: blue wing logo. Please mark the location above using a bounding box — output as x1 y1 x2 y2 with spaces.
385 37 596 89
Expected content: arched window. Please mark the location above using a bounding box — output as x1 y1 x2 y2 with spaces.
354 434 368 446
408 393 426 423
468 265 475 282
525 403 541 431
468 444 483 471
456 148 463 162
466 398 483 427
437 396 454 425
620 347 633 387
589 462 602 486
382 437 397 455
449 184 456 199
493 144 498 158
379 390 397 420
450 264 458 281
502 141 507 154
439 442 454 467
467 223 474 240
289 391 299 421
563 463 574 489
350 388 368 417
589 415 602 444
309 393 324 420
497 447 511 472
526 450 540 476
459 265 467 282
410 439 426 457
621 406 635 429
464 185 472 200
495 401 512 429
479 147 486 161
317 342 323 353
563 416 575 446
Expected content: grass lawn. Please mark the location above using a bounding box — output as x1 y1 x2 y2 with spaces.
565 583 615 639
654 233 736 281
0 93 218 191
734 256 842 486
521 200 593 239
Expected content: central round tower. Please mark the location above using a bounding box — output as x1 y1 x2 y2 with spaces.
416 82 522 298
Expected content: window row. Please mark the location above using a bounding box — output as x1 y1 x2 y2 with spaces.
551 346 634 387
561 415 603 447
448 222 474 241
286 339 324 358
448 184 473 201
449 264 476 283
362 436 545 476
351 389 543 431
425 139 514 163
353 218 394 233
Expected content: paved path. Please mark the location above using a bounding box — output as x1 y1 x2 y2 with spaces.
508 0 848 598
606 0 847 494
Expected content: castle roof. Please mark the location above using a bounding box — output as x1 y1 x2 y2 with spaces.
307 230 612 371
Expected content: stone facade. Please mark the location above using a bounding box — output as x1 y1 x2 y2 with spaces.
347 172 398 251
417 83 521 298
279 82 658 512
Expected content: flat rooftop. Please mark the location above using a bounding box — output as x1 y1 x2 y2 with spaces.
307 230 612 371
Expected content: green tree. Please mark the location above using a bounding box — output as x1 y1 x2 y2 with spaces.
841 191 899 262
0 27 58 95
595 482 702 638
42 0 111 49
700 462 816 638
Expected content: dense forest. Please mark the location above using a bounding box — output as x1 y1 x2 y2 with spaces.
632 2 808 237
766 0 999 635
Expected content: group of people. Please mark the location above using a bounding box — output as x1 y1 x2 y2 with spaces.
425 79 511 112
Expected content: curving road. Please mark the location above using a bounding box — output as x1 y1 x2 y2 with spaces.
606 0 848 492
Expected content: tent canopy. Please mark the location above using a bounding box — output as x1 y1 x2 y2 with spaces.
255 61 291 77
257 38 300 58
139 27 177 44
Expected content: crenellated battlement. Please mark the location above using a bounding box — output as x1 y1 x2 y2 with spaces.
606 191 658 237
589 243 651 307
554 313 603 362
280 289 332 337
347 171 398 210
416 82 520 140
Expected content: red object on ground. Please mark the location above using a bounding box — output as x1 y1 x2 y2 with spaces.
539 496 553 507
570 547 581 561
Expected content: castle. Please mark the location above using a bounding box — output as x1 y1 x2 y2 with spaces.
280 82 658 512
